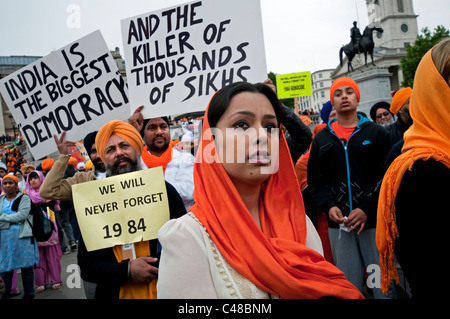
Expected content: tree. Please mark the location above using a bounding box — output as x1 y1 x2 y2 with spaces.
401 25 449 87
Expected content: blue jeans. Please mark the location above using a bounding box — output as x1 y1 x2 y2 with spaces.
1 267 35 299
328 227 396 299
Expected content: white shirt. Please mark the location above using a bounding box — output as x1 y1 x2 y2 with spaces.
157 213 323 299
141 148 195 212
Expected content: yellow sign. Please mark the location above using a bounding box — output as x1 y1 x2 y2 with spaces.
276 72 312 99
72 167 169 252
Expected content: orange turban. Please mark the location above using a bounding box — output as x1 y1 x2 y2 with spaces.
68 157 77 167
95 120 143 163
41 158 55 171
330 77 360 106
389 87 412 115
3 174 19 185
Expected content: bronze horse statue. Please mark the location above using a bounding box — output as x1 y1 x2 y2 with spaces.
340 25 384 73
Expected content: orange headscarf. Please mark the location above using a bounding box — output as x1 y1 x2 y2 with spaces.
376 49 450 294
190 90 363 299
95 120 143 163
389 87 412 115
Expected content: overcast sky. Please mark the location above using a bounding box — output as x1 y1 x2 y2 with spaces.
1 0 448 74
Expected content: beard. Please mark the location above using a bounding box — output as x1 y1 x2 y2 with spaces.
92 158 106 172
148 136 170 153
106 154 140 177
379 117 395 127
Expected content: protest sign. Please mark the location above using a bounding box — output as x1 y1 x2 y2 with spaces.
121 0 267 119
72 167 169 252
0 30 130 160
276 72 312 99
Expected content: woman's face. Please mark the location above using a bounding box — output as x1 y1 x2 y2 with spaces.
29 175 41 190
2 179 17 195
214 92 279 187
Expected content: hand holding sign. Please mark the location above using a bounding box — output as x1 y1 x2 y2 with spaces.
121 0 267 119
72 167 169 252
0 30 130 160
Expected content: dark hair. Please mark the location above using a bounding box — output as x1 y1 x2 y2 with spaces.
83 131 98 156
207 82 283 128
28 171 39 180
140 116 170 137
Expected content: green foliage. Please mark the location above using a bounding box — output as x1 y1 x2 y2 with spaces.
267 71 295 109
401 25 450 87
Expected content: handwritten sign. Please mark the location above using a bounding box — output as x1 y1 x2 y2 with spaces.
72 167 169 252
0 30 130 160
276 72 312 99
121 0 267 119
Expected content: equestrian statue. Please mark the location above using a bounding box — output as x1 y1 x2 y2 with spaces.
339 21 384 73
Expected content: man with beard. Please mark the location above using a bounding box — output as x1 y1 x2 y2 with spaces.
384 88 414 166
54 121 185 299
370 101 395 127
129 106 195 212
386 87 413 146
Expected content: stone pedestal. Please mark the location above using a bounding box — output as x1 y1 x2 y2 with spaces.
350 67 393 117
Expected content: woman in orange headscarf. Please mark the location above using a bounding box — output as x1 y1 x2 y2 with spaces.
377 38 450 298
157 81 363 299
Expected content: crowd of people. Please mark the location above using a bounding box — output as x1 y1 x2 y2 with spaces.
0 38 448 300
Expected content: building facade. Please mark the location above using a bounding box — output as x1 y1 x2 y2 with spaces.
311 69 334 112
0 56 42 138
332 0 418 116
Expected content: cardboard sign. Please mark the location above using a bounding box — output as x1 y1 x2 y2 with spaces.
121 0 267 119
276 72 312 99
72 167 169 252
0 30 130 160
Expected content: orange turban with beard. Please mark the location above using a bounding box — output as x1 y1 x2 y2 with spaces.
389 87 412 115
95 120 143 163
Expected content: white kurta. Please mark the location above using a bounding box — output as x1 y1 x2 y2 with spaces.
157 212 323 299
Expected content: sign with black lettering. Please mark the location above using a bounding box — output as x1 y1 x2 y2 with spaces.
276 72 312 99
72 167 169 252
120 0 267 119
0 30 129 160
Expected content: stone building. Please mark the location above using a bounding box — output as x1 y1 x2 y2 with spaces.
332 0 418 116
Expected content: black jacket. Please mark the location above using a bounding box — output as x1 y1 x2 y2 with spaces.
77 181 186 299
307 116 390 228
281 104 312 164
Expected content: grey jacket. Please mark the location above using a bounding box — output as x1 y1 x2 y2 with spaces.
0 193 33 238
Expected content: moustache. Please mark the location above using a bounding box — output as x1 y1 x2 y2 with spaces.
113 155 135 168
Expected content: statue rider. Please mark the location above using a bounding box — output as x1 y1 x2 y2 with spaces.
350 21 362 54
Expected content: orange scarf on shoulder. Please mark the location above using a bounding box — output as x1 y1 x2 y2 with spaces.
141 143 173 172
376 49 450 294
190 98 363 299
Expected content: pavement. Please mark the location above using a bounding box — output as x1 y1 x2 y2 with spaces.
10 248 87 299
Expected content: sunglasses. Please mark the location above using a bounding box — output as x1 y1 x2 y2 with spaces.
376 111 391 119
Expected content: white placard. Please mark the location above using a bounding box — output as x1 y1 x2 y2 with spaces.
0 30 130 160
121 0 267 119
